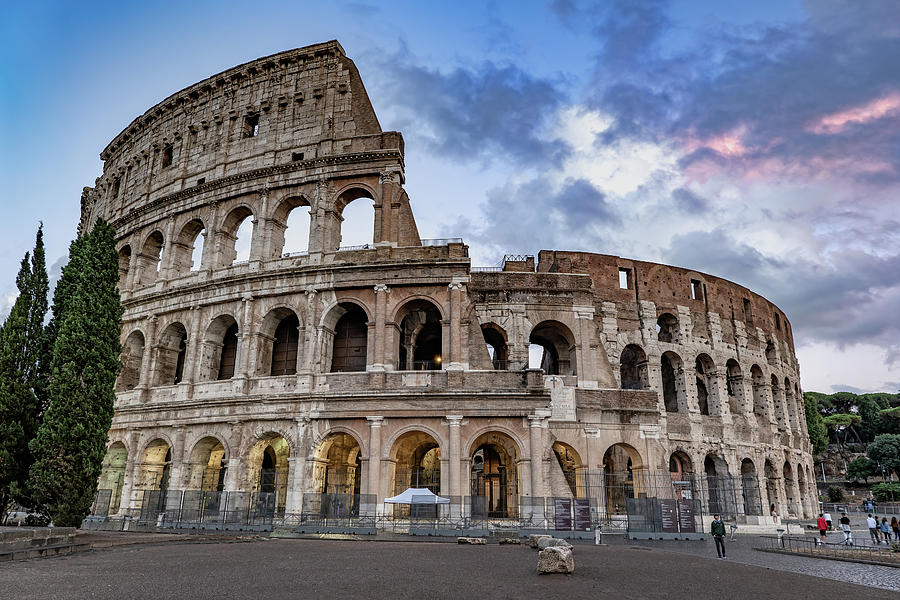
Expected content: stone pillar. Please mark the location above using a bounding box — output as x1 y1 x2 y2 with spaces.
447 415 463 516
284 417 310 515
236 295 255 379
118 457 137 514
573 306 597 387
158 216 177 283
447 279 466 370
224 424 244 493
249 188 269 262
182 306 203 386
124 247 140 295
138 315 158 391
373 284 389 370
199 201 219 273
366 417 384 505
529 415 546 499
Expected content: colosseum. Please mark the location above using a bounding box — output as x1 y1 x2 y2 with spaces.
82 41 816 533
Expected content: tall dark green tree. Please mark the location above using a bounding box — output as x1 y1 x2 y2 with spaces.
803 392 828 456
0 225 49 516
27 220 122 526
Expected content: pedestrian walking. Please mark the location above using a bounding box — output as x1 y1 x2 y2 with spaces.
823 511 832 531
866 514 879 544
891 516 900 541
816 514 828 546
840 512 853 545
770 503 778 523
880 518 891 543
711 514 727 559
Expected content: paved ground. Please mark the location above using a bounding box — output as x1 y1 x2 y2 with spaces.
0 536 897 600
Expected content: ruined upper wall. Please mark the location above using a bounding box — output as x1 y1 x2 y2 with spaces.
537 250 795 350
83 41 399 230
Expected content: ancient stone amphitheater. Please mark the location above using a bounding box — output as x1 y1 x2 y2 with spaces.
83 41 815 529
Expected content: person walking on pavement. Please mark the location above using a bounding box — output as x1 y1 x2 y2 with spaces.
866 514 879 544
711 514 727 559
840 512 853 545
891 516 900 541
880 517 891 543
823 511 832 531
816 514 828 546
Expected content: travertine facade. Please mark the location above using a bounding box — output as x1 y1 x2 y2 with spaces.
83 41 816 522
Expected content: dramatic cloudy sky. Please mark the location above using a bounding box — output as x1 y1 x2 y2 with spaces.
2 0 899 393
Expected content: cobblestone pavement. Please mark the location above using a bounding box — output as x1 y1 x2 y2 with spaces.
0 537 897 600
621 534 900 592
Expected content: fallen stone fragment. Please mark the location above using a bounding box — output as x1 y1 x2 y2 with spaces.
526 534 553 549
457 537 486 545
537 546 574 574
499 537 521 545
537 537 572 550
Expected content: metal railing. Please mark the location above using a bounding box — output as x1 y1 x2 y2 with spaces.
281 250 309 258
758 535 900 565
420 238 462 247
337 243 372 251
471 266 503 272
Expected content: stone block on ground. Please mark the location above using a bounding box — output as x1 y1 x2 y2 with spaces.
537 537 572 550
457 537 486 545
499 537 521 545
537 546 574 574
526 534 552 549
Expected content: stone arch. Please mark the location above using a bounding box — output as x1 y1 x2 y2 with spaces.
695 353 716 416
153 322 188 386
725 359 744 414
171 218 206 274
186 436 228 491
389 430 443 506
137 438 172 491
270 195 311 257
750 364 768 418
771 374 786 429
603 443 645 514
619 344 648 389
137 230 164 286
197 313 240 381
481 322 509 370
704 454 731 515
668 450 694 480
740 458 763 515
116 329 145 391
784 377 796 430
660 351 686 413
98 442 128 513
656 312 679 343
551 441 584 498
117 244 131 287
334 186 376 250
216 205 254 267
528 320 576 376
311 432 362 506
246 432 290 515
258 307 300 376
323 301 370 373
396 298 444 370
468 430 522 518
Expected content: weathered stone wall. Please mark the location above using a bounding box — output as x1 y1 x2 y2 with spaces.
83 41 816 522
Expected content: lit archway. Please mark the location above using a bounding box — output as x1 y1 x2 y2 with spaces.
469 431 520 518
603 443 644 515
397 299 443 370
551 442 584 498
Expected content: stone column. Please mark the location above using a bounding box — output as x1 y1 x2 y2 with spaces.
446 415 463 515
236 295 255 380
573 306 597 387
447 279 466 369
284 417 310 515
182 306 203 387
158 216 177 283
529 415 546 499
366 417 384 505
249 187 269 262
138 315 158 391
373 284 389 370
118 456 137 514
224 424 244 493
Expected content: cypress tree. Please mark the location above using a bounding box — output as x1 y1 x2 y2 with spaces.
28 220 123 526
0 225 49 516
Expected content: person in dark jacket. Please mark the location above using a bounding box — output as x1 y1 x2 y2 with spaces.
710 514 727 558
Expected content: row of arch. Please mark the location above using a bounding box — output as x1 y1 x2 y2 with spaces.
653 311 786 367
117 187 377 290
618 343 805 432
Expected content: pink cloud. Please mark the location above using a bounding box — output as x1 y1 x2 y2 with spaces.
809 92 900 134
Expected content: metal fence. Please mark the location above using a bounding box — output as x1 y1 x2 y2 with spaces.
758 535 900 565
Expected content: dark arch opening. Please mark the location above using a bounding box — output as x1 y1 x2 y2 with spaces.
271 314 299 376
331 304 368 372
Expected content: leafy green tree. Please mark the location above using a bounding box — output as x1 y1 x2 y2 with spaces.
866 434 900 479
823 413 862 449
0 225 49 516
803 393 828 455
870 482 900 503
845 456 878 484
27 220 122 526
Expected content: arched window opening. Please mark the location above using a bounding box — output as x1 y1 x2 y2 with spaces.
741 458 762 516
528 321 576 376
704 455 729 515
283 206 311 256
331 304 368 372
337 191 375 249
471 437 518 519
271 314 299 376
725 359 744 414
189 229 205 271
171 219 205 274
217 206 254 267
551 442 584 498
389 431 442 517
656 312 678 343
233 216 253 263
217 323 239 380
116 331 145 391
154 323 188 386
771 374 786 429
313 432 363 501
619 344 648 389
138 231 164 286
750 364 767 418
117 245 131 287
765 340 777 365
98 443 128 514
247 434 290 516
186 437 227 492
603 443 643 515
138 440 172 495
669 451 693 481
661 352 683 412
397 300 442 370
481 324 508 370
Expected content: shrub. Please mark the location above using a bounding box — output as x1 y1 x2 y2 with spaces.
827 485 844 502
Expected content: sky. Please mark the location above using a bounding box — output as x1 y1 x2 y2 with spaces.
1 0 899 394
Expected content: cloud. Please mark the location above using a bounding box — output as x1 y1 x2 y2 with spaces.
373 52 569 167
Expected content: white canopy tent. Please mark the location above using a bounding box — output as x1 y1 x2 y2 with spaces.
384 487 450 504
